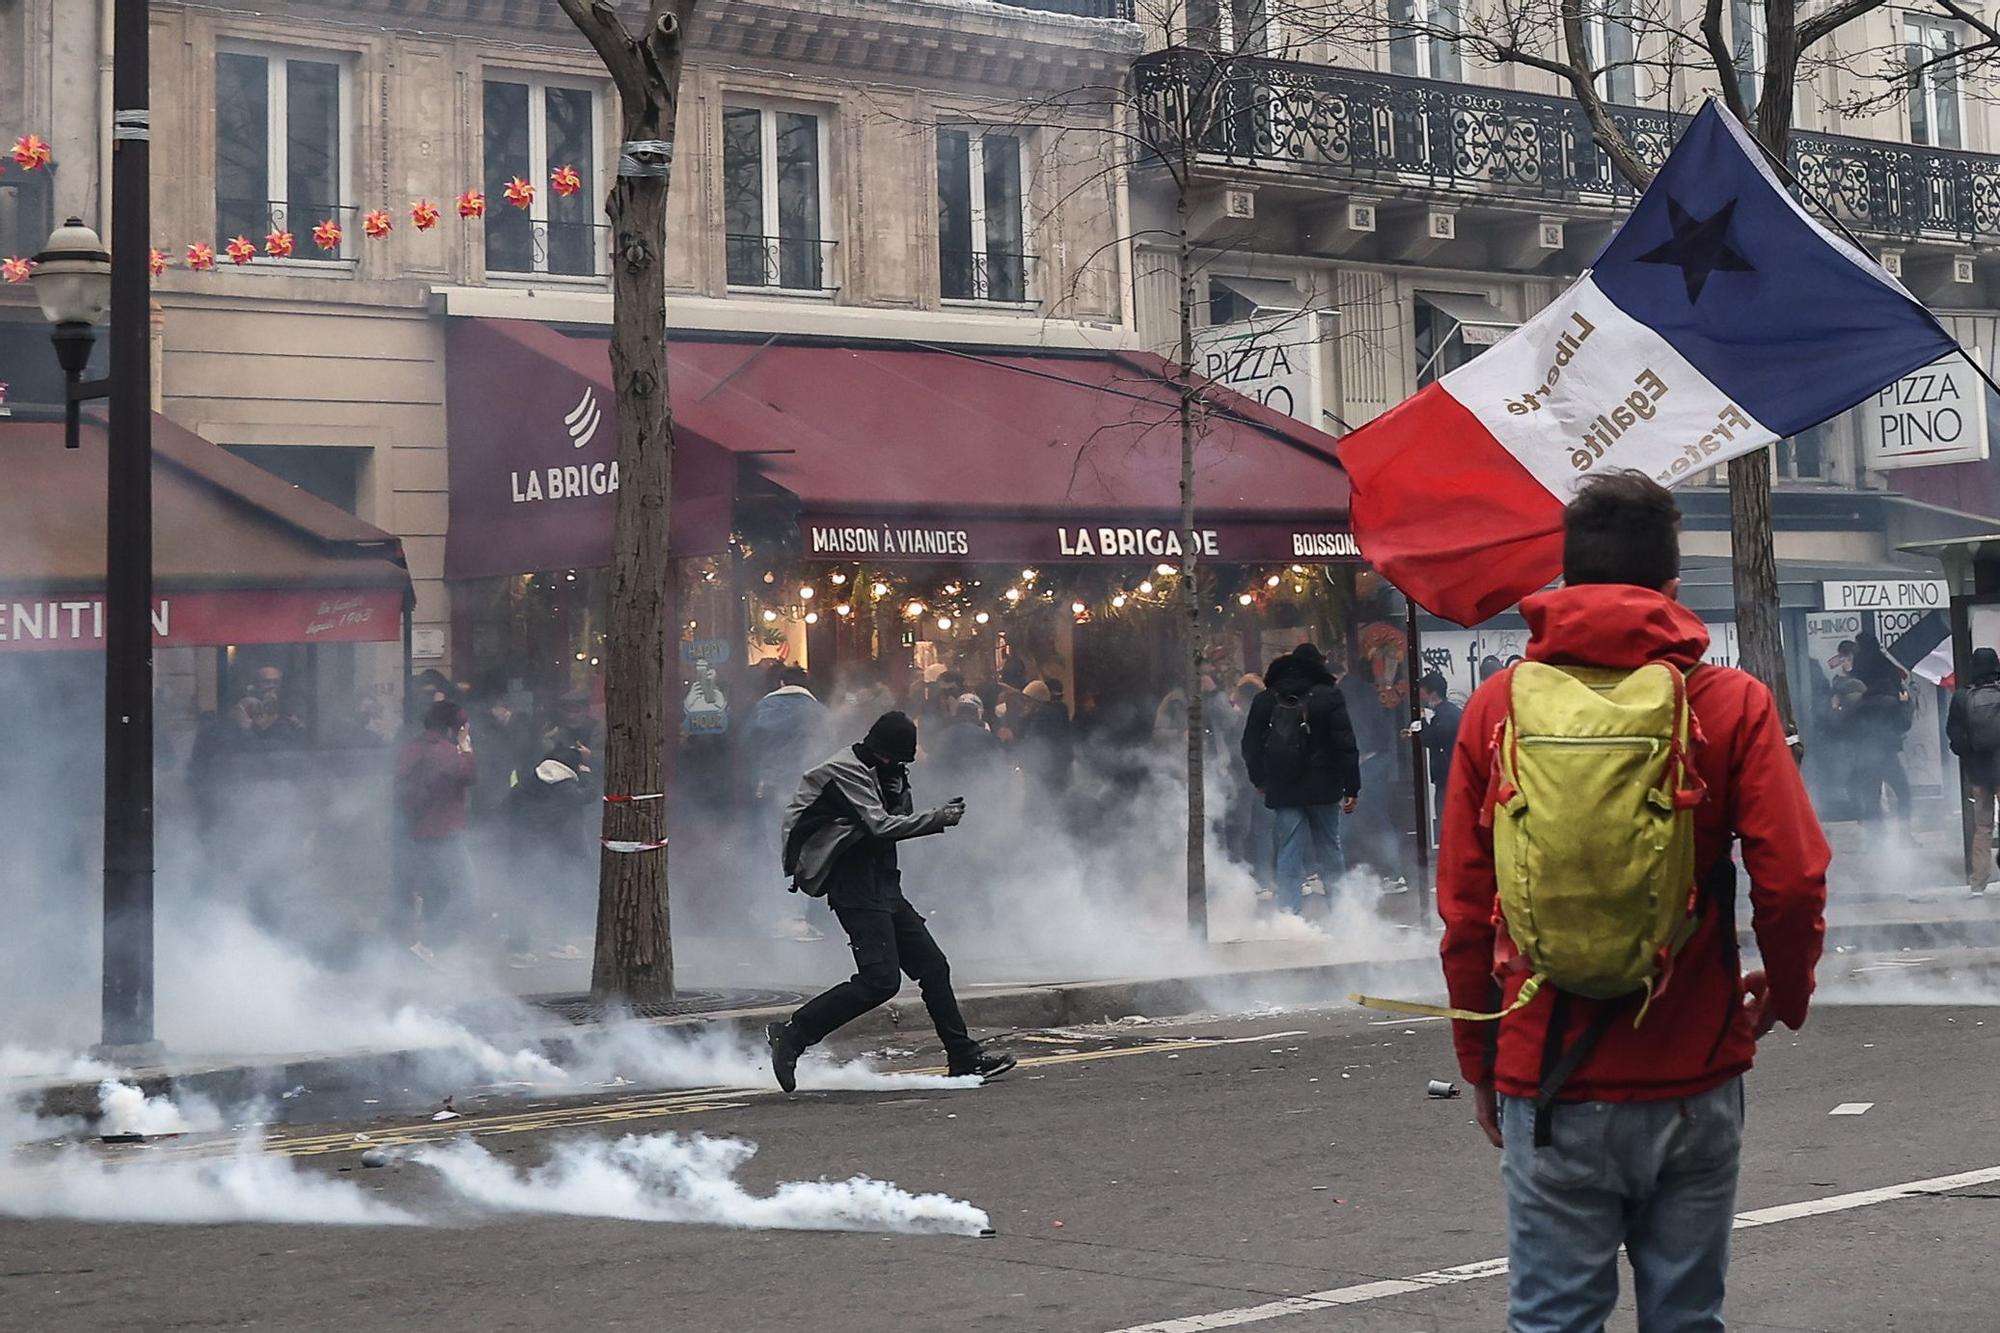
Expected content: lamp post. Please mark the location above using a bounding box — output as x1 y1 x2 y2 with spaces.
31 218 113 447
35 0 157 1057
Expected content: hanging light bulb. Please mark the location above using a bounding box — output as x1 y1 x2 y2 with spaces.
1071 600 1087 615
1005 587 1023 603
763 571 776 584
905 600 926 619
1238 593 1254 606
835 603 852 618
937 615 953 631
872 581 890 597
762 609 779 623
1156 563 1175 577
974 611 991 625
1138 581 1154 594
589 656 600 666
830 572 848 585
565 571 577 583
799 585 815 600
1291 564 1307 574
943 583 962 596
1022 568 1039 583
804 611 819 625
1112 594 1128 608
575 651 587 661
1266 574 1282 587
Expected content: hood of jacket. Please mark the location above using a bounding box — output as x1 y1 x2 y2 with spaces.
1266 651 1335 697
1521 584 1710 672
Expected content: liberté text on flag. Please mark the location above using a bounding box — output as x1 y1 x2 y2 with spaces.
1337 100 1961 626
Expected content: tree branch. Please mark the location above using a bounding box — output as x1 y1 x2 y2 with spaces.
1557 0 1657 187
1702 0 1752 123
1798 0 1890 52
555 0 645 102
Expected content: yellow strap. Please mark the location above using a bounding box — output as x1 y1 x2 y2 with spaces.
1350 973 1545 1023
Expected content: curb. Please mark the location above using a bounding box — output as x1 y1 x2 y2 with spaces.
29 955 1442 1122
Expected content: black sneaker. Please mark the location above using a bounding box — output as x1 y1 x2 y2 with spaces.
767 1022 802 1094
949 1050 1018 1082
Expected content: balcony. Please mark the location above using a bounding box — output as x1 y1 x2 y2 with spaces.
1133 48 2000 243
983 0 1135 17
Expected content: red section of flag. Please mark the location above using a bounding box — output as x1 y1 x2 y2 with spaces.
1337 383 1566 626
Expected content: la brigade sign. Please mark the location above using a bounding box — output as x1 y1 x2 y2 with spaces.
1862 351 1989 471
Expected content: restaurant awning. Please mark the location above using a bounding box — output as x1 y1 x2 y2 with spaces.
445 319 1354 579
0 415 411 651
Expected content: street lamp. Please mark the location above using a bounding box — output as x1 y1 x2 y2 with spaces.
31 217 112 449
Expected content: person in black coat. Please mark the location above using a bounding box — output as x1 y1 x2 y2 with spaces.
1413 672 1462 845
1947 646 2000 895
1848 631 1914 835
1240 644 1361 913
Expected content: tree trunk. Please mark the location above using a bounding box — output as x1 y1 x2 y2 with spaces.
1176 182 1207 938
590 115 678 1004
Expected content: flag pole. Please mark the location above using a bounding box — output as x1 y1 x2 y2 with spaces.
1738 125 2000 404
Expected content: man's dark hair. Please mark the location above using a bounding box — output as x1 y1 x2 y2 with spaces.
1418 671 1448 698
863 710 920 764
423 700 464 734
780 665 812 691
1563 471 1681 590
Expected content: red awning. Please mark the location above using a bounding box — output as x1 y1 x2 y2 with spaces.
0 416 410 651
444 319 1354 578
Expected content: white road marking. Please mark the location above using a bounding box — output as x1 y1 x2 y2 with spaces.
1368 1015 1447 1026
1829 1102 1875 1116
1097 1164 2000 1333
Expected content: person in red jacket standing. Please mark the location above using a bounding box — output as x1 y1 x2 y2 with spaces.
1437 472 1828 1333
396 700 480 955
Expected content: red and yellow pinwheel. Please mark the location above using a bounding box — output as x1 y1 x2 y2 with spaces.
10 135 52 171
311 219 343 252
411 200 441 231
503 176 535 209
149 248 168 277
265 229 295 258
0 257 33 284
551 165 582 198
225 235 257 266
186 242 216 272
363 209 393 239
457 190 486 219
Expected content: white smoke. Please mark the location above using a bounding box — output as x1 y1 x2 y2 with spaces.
412 1130 991 1235
95 1080 223 1138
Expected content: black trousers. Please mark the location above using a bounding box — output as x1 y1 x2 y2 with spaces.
790 899 979 1062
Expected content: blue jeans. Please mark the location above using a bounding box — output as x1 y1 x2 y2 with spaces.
1271 803 1343 912
1501 1078 1744 1333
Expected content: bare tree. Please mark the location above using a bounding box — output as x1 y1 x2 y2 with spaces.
1451 0 1989 731
555 0 696 1003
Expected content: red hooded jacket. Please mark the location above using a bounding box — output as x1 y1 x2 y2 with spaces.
1438 584 1829 1102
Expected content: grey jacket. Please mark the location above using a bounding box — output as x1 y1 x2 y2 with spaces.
781 745 955 906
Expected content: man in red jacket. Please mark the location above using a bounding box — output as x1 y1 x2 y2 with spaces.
396 700 480 953
1438 471 1828 1332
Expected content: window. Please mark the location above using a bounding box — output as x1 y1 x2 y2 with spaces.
222 444 367 514
1906 15 1964 149
215 48 347 257
1729 0 1765 111
938 129 1029 304
1584 0 1638 104
483 76 600 277
1387 0 1462 81
1189 0 1274 56
722 106 830 292
1209 277 1258 327
1777 424 1830 481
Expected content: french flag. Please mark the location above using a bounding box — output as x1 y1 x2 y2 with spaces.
1339 102 1961 626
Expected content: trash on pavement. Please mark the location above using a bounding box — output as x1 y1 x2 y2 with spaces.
360 1147 394 1168
1426 1079 1461 1099
432 1110 462 1121
280 1085 309 1100
978 1228 997 1238
1830 1102 1874 1116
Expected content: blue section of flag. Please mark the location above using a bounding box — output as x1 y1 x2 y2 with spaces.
1591 102 1957 438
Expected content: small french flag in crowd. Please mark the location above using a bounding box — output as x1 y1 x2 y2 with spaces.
1339 101 1962 626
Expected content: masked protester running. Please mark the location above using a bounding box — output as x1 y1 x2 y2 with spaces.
766 711 1016 1092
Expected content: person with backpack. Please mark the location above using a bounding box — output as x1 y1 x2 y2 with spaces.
1241 643 1361 914
1410 472 1828 1332
765 711 1016 1093
1947 646 2000 896
1848 630 1916 838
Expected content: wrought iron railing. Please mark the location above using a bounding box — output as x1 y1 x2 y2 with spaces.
214 199 362 260
941 247 1035 303
486 217 610 280
1132 48 2000 242
725 234 839 293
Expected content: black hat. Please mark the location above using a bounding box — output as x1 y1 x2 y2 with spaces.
863 710 919 764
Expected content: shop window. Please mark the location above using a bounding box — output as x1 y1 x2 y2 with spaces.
938 128 1030 305
1583 0 1637 104
723 105 833 293
215 46 348 258
1906 14 1965 149
1387 0 1462 81
222 444 366 515
483 75 602 278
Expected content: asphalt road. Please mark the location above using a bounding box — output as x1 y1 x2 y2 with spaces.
3 1003 1997 1332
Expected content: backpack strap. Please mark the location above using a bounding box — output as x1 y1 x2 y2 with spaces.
1532 991 1622 1148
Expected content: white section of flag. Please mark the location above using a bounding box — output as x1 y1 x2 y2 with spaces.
1441 277 1779 499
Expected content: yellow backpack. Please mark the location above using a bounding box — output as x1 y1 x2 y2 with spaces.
1356 661 1706 1025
